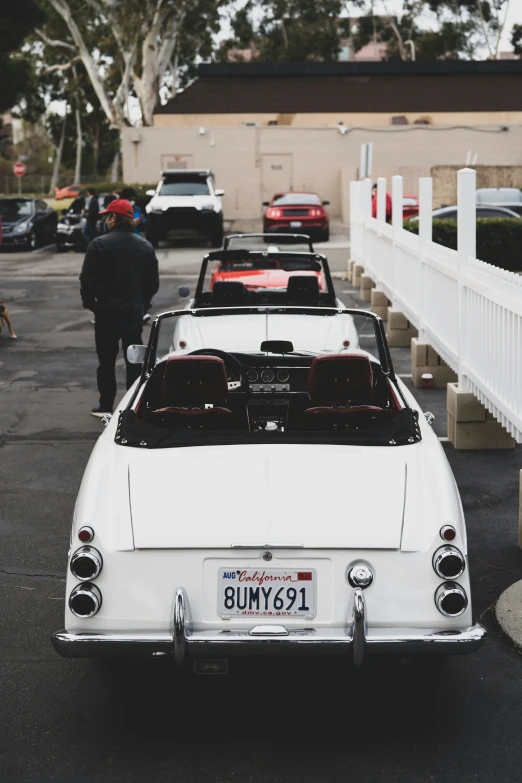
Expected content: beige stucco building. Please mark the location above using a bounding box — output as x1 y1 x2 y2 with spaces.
123 61 522 226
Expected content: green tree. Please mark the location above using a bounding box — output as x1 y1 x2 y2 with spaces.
220 0 354 62
0 0 45 113
352 0 512 61
34 0 226 127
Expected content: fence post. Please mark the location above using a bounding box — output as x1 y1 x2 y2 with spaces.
361 178 372 270
391 175 403 308
418 177 433 343
377 177 386 226
350 179 358 262
457 168 476 393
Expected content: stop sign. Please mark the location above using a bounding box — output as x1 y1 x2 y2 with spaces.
13 162 26 177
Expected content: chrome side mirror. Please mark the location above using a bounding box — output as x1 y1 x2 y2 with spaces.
145 189 156 197
127 344 146 364
178 286 191 299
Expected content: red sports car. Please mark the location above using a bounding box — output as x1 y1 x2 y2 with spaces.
263 192 330 242
54 184 82 200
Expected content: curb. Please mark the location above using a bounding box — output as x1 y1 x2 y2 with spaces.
495 579 522 649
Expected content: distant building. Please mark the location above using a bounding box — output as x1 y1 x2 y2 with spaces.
153 60 522 129
124 60 522 226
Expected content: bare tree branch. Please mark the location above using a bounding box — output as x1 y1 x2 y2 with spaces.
35 28 76 50
43 57 82 73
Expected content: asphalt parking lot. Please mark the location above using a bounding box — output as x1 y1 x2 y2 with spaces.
2 235 522 782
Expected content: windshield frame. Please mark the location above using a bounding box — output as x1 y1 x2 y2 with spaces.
129 305 397 410
224 233 314 252
194 250 336 303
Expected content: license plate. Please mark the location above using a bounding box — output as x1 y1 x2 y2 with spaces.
290 221 302 227
218 568 315 618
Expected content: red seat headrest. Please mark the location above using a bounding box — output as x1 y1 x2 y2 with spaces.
162 355 228 407
308 353 373 404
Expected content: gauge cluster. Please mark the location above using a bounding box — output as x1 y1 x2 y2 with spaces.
245 367 307 394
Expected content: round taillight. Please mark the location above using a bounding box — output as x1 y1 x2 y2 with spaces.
433 545 465 580
343 340 350 347
179 340 186 348
440 525 456 542
435 582 467 617
69 583 102 618
70 546 103 581
78 526 94 543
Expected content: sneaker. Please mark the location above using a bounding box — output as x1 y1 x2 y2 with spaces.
91 406 113 419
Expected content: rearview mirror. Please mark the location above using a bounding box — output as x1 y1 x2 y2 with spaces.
146 189 156 197
260 340 294 354
127 344 146 364
215 188 225 197
178 286 191 299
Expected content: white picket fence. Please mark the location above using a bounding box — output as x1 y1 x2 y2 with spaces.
350 168 522 443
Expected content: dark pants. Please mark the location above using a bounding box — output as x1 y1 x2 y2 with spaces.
94 311 143 410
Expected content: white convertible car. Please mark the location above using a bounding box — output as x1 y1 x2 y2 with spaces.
52 307 486 670
171 246 359 355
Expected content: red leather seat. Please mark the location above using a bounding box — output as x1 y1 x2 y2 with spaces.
148 355 234 429
301 353 391 430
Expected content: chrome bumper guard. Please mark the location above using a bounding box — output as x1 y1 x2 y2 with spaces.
52 587 486 666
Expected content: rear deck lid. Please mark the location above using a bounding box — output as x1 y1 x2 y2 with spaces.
129 446 406 549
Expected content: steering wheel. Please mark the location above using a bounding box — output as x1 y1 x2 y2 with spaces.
187 348 247 393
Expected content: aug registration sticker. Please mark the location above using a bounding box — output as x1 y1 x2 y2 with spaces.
218 568 316 618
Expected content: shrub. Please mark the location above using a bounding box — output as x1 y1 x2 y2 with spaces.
403 218 522 271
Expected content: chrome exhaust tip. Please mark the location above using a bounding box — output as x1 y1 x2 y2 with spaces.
435 582 468 617
433 545 465 580
69 583 102 618
70 546 103 581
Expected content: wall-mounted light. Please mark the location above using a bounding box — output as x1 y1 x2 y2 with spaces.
199 127 206 135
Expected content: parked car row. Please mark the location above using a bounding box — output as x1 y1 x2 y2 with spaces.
2 183 521 253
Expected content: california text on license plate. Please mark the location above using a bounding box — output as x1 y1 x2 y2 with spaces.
218 568 316 618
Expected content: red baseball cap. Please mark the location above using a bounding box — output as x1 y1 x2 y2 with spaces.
99 199 134 217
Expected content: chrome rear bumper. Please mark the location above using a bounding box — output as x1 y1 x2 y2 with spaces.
52 587 486 666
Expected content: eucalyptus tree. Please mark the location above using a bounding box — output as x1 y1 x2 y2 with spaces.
37 0 224 127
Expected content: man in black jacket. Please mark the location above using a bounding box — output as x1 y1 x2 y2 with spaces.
80 199 159 417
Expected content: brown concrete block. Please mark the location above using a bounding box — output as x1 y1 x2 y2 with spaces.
346 259 355 282
447 413 516 450
387 308 409 330
372 305 388 320
360 286 372 302
353 265 364 287
447 382 486 422
360 274 375 291
427 346 439 366
413 364 457 388
387 326 419 347
411 337 427 368
370 289 389 307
